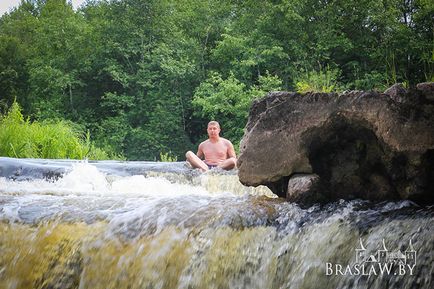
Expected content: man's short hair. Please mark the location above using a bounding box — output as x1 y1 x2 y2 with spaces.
208 121 220 128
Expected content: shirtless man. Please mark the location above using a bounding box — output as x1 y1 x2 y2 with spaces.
185 121 237 171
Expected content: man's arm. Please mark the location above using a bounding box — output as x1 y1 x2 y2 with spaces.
217 139 237 170
197 143 204 159
226 140 236 159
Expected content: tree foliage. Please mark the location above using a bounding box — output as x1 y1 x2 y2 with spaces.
0 0 432 160
193 71 282 149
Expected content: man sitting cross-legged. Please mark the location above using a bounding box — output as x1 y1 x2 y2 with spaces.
185 121 237 172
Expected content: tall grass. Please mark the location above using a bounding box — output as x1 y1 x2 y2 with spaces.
294 65 342 93
0 102 109 160
159 151 178 162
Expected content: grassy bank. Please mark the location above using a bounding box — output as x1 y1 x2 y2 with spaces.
0 102 110 160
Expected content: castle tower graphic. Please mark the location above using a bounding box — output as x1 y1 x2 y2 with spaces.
377 239 388 263
405 239 416 266
356 238 367 263
354 238 417 267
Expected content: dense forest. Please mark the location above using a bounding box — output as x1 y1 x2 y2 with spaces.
0 0 432 160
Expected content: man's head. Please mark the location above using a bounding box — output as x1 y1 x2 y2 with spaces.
207 121 221 139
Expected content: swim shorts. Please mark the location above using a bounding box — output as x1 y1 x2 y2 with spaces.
205 162 218 169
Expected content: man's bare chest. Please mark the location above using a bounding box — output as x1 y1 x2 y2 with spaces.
202 142 227 158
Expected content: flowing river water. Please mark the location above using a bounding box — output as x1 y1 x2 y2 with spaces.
0 157 432 289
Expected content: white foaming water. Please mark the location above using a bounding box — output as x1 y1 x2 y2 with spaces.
0 162 256 226
0 162 237 198
60 162 109 192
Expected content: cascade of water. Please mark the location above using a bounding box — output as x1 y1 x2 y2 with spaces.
0 158 432 289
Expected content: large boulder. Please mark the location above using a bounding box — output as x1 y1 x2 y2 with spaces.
237 83 434 205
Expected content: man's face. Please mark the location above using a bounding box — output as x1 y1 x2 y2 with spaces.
207 124 220 138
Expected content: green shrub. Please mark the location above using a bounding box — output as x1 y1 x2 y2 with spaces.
353 71 389 91
159 151 178 162
294 65 342 93
0 102 110 159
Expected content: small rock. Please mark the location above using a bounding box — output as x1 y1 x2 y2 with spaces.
384 83 408 102
287 174 325 206
416 82 434 101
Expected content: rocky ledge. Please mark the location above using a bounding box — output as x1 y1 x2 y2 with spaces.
237 83 434 206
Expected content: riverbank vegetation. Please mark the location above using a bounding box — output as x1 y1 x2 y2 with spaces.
0 102 111 159
0 0 432 160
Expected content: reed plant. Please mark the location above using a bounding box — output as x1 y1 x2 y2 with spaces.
159 151 178 162
0 102 109 159
294 65 342 93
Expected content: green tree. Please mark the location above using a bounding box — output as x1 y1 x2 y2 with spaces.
1 0 432 160
192 71 282 149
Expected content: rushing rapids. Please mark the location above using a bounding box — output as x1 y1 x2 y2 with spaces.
0 157 432 289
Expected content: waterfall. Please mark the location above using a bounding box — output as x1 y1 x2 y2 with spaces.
0 158 432 289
